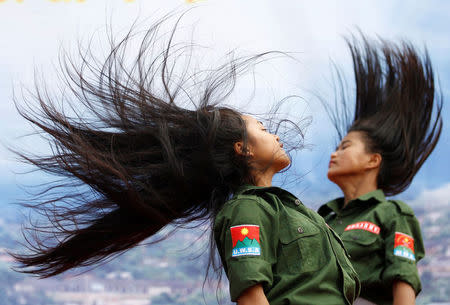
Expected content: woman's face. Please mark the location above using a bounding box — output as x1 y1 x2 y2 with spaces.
241 115 290 173
327 131 379 182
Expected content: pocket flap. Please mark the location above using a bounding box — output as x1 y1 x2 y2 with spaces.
341 232 378 245
280 215 320 244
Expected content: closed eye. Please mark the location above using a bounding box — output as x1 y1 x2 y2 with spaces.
338 140 351 150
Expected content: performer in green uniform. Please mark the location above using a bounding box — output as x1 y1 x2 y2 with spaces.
13 16 359 304
318 34 443 305
214 128 360 304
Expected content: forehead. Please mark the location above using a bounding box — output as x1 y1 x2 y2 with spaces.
242 115 262 126
342 131 363 141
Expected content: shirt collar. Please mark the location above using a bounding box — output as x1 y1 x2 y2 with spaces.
319 189 386 216
234 184 302 205
235 184 265 195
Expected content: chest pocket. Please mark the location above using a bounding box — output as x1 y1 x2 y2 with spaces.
341 231 381 260
278 212 327 274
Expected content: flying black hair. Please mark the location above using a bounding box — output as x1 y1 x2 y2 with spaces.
11 13 305 279
324 33 443 195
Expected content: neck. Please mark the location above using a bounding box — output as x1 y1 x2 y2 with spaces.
336 175 378 207
251 169 275 187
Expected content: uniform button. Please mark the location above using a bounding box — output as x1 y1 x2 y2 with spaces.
338 220 343 225
294 199 301 206
297 226 304 233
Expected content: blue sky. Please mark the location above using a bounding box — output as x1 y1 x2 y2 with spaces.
0 0 448 212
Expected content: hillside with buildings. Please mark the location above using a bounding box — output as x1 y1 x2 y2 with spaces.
0 199 449 305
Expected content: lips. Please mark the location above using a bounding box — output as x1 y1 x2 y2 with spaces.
328 160 336 168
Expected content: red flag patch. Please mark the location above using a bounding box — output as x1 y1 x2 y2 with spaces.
230 225 260 257
394 232 415 261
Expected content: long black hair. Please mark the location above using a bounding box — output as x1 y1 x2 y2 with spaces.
11 14 303 278
324 33 443 195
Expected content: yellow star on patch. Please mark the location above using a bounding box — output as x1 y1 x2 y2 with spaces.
241 227 249 236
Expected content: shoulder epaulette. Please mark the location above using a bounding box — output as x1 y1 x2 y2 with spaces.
389 199 415 216
232 193 278 215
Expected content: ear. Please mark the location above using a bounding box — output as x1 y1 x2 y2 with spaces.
234 141 253 157
367 153 382 170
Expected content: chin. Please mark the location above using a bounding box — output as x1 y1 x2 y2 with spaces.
272 158 290 173
273 151 290 170
280 155 291 169
327 170 339 183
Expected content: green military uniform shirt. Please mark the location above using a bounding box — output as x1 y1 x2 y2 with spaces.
214 185 360 305
318 190 425 305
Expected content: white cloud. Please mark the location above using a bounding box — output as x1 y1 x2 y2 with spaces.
410 182 450 208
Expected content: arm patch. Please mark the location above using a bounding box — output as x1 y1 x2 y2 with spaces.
230 225 261 257
394 232 415 261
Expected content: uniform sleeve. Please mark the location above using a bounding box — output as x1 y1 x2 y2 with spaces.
381 206 425 295
213 197 278 302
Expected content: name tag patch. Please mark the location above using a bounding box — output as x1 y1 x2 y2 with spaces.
344 221 380 234
230 225 261 257
394 232 415 261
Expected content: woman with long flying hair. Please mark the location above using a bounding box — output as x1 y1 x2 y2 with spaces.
13 16 359 304
318 34 443 305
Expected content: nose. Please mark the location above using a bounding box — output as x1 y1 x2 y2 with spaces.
330 150 338 158
275 135 284 148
